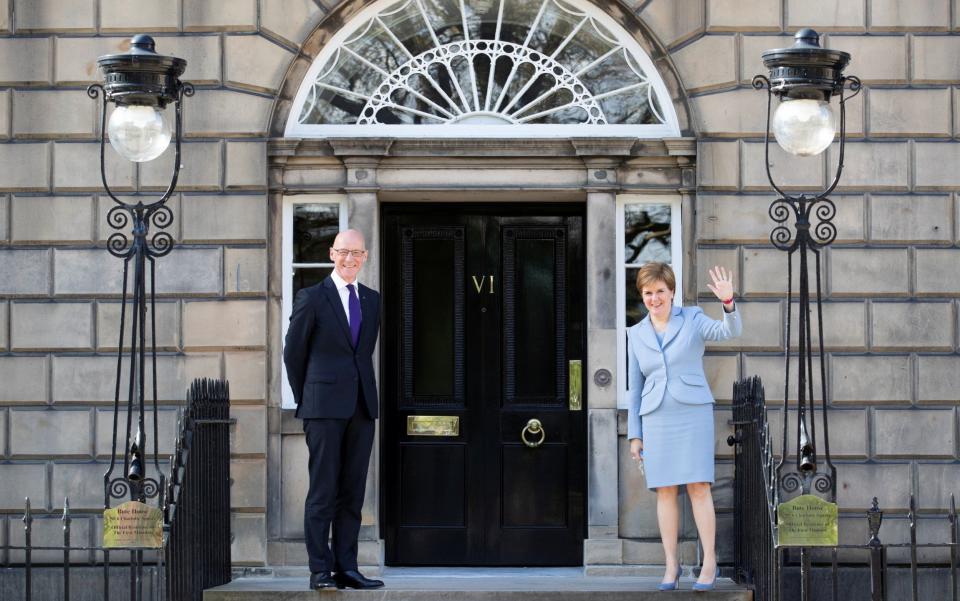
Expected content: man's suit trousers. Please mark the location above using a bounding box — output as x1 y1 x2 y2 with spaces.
302 402 375 573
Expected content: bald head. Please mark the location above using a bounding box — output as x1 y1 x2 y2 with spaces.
333 229 365 249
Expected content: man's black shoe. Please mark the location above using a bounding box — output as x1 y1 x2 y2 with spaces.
334 570 385 589
309 572 337 590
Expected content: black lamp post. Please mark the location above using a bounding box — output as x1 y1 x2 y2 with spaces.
753 29 860 599
753 28 860 502
87 35 192 508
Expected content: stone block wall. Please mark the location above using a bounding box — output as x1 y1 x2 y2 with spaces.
1 0 959 571
0 0 297 565
617 0 960 561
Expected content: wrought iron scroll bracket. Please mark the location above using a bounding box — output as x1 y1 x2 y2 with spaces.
106 475 162 501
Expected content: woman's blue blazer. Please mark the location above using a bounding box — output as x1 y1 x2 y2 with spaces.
626 304 742 440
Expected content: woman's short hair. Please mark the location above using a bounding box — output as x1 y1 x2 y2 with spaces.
635 262 676 293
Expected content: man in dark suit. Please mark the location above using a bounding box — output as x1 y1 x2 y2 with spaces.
283 229 384 590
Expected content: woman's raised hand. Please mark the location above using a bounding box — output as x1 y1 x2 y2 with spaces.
706 265 735 302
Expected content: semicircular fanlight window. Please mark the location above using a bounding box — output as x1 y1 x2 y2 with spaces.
292 0 675 134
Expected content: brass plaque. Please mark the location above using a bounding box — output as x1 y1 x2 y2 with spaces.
569 359 582 411
777 494 838 547
407 415 460 437
103 500 163 549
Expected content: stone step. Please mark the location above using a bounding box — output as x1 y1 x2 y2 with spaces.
204 568 753 601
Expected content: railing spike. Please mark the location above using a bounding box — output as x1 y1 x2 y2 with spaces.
950 492 958 539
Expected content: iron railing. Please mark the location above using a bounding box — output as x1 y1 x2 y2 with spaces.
5 498 165 600
2 377 231 601
730 375 960 601
165 378 233 601
729 375 779 600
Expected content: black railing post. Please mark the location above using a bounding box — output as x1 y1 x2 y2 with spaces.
777 546 785 601
950 494 958 601
62 499 71 601
23 497 32 601
831 547 839 601
909 495 918 601
868 497 886 601
801 547 811 601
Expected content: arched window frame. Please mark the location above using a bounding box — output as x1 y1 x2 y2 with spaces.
285 0 681 139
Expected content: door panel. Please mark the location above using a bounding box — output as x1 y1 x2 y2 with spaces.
383 205 585 566
400 445 466 527
501 446 568 527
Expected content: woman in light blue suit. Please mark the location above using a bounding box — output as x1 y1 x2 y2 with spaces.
626 262 741 592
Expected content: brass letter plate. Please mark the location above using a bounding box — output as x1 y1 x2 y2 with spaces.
777 494 838 546
407 415 460 437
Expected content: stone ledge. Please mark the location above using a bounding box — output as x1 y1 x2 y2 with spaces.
269 138 699 159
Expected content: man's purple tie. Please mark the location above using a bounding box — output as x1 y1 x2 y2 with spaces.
346 283 361 347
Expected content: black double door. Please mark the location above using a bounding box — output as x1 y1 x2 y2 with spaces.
382 205 586 566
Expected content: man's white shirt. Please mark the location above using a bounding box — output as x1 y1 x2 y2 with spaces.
330 270 360 321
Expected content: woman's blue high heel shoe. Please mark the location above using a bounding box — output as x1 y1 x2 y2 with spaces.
658 566 682 591
692 566 719 592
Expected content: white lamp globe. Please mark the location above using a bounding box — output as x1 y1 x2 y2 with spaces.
771 98 836 157
107 104 172 162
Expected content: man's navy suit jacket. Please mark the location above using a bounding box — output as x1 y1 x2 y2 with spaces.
283 276 380 420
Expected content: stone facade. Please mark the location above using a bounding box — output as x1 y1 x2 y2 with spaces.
0 0 957 573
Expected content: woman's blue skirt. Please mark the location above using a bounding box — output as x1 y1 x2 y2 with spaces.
642 390 715 490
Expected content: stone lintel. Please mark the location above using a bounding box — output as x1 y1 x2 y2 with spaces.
571 138 638 158
329 138 395 157
266 138 304 158
269 138 692 161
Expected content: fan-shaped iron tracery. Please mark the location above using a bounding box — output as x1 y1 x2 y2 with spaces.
292 0 675 133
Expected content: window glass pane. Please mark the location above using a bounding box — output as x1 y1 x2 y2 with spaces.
526 1 581 57
420 0 464 44
624 267 645 327
553 18 617 75
378 1 438 57
501 0 547 45
293 267 333 297
624 203 671 265
294 204 339 263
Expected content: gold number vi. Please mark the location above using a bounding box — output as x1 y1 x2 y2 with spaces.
471 275 495 294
